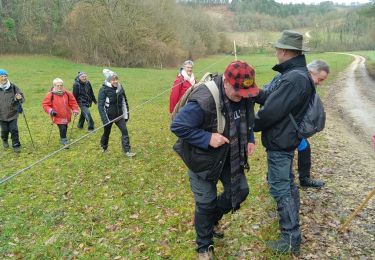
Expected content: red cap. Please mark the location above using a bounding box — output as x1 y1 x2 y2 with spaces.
224 61 259 98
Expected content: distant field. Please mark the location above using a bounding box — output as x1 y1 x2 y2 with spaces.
223 31 280 48
0 53 351 258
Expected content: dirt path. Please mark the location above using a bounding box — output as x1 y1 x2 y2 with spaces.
299 54 375 258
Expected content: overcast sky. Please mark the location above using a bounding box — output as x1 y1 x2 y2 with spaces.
274 0 371 4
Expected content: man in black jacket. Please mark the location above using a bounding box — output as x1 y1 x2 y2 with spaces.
254 30 313 254
171 61 259 260
73 72 97 132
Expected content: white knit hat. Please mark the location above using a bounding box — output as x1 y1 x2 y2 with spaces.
103 69 118 81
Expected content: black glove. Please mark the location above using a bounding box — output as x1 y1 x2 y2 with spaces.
50 110 57 116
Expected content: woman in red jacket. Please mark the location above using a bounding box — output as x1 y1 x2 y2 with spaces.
169 60 196 113
42 78 79 147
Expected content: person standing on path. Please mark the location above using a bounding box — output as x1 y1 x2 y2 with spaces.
254 30 313 254
263 60 330 188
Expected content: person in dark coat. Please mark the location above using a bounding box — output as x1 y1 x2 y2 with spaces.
98 69 135 157
0 69 25 153
263 60 330 188
171 61 259 260
72 72 97 132
254 30 313 254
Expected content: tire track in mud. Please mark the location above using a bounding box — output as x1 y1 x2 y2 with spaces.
299 54 375 259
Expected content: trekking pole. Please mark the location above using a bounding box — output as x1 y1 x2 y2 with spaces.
69 114 77 140
48 118 54 144
339 188 375 232
21 109 36 149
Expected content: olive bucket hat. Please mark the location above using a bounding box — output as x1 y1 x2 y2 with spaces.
272 30 310 52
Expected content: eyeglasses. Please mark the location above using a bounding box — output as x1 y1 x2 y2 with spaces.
56 84 64 87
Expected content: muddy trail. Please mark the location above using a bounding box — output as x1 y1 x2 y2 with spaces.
299 54 375 259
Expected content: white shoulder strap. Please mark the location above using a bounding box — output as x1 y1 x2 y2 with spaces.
205 80 226 134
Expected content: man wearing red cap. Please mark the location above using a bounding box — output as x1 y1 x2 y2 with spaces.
171 61 259 259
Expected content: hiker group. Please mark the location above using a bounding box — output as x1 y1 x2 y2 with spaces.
0 68 135 157
170 30 329 259
1 29 330 258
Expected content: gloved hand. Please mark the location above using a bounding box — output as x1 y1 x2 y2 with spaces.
50 110 57 116
15 93 23 100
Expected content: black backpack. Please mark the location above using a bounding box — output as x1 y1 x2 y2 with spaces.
289 75 326 139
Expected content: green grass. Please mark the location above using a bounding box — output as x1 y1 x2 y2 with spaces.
0 52 352 258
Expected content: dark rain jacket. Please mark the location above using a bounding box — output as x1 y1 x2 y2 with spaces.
254 55 313 151
0 83 25 121
98 83 129 125
72 78 97 107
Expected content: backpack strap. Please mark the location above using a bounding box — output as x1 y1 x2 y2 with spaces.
205 80 226 134
288 69 315 128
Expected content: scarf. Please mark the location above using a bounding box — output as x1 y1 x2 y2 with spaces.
223 95 249 210
0 80 11 90
51 86 65 96
181 69 195 85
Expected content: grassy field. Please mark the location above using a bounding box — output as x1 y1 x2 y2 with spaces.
0 52 352 259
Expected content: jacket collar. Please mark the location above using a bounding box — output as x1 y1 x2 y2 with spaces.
272 54 307 74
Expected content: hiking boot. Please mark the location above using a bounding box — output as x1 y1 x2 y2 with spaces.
213 224 224 239
300 177 325 188
61 138 69 149
101 147 107 153
198 245 215 260
266 239 300 255
13 146 21 153
125 151 136 158
2 140 9 148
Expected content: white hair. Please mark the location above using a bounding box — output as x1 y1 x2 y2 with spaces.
53 78 63 86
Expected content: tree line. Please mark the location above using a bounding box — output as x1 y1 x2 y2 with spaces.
0 0 374 67
0 0 232 67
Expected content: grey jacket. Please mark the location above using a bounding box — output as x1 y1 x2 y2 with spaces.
0 83 25 121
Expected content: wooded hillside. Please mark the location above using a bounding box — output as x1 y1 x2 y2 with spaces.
0 0 374 67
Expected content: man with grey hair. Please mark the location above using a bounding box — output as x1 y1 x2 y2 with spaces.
264 59 330 188
298 60 329 188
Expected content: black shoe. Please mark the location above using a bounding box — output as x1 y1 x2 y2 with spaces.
13 146 21 153
213 224 224 239
266 239 300 255
300 177 325 188
198 245 215 260
2 140 9 148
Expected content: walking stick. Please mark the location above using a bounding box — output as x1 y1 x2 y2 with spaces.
339 188 375 232
69 114 77 140
48 118 54 144
21 109 36 149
